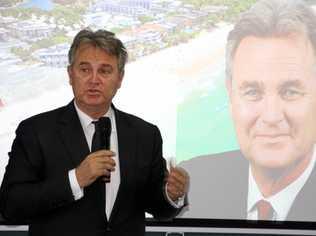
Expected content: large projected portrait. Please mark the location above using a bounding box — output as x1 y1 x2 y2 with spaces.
179 0 316 222
1 0 316 229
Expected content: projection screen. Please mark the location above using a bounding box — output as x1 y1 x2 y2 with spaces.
1 0 316 233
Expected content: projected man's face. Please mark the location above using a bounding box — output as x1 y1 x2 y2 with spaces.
227 34 316 173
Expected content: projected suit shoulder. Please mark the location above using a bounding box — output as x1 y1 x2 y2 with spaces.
179 150 248 220
179 150 316 221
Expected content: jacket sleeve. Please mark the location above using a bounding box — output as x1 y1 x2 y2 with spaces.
143 126 183 220
0 120 75 223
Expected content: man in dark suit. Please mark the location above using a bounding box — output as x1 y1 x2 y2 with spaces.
0 29 188 236
179 0 316 222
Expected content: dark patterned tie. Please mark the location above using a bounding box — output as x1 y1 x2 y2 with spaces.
257 200 273 220
91 117 111 152
90 117 111 222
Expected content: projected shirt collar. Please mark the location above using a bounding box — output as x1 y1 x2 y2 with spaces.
247 145 316 221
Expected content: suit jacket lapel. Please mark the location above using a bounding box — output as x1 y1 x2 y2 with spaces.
109 107 137 223
57 101 90 167
227 151 249 219
287 163 316 221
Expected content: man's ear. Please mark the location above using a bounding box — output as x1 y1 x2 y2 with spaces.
67 66 73 85
117 70 125 89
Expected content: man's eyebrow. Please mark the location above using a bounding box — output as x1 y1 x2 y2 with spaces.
278 79 304 89
99 64 113 68
78 62 113 68
78 61 90 66
239 81 261 89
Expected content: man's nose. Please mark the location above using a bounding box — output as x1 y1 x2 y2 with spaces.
89 70 100 84
261 95 285 125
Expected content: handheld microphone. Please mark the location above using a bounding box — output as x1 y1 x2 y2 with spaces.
99 117 111 150
98 117 112 183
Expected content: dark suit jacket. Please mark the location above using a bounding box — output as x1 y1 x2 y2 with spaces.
178 150 316 222
0 102 179 236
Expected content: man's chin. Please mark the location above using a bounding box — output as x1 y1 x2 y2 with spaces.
247 148 294 169
84 97 106 106
85 94 103 101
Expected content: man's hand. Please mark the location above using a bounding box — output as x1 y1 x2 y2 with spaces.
75 150 116 188
166 166 189 202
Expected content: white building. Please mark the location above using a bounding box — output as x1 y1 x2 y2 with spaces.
8 20 55 42
0 28 9 41
90 0 152 16
32 43 70 68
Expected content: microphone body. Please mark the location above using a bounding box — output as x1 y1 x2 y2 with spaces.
98 117 112 183
99 117 111 150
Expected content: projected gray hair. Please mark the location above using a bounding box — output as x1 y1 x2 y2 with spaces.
226 0 316 80
68 28 128 75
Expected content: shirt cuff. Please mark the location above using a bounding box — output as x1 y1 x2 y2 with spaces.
68 169 84 200
165 183 185 208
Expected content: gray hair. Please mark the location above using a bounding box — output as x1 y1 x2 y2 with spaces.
226 0 316 80
68 28 128 74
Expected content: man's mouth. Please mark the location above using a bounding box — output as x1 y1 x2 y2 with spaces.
254 133 290 143
256 133 289 138
87 89 100 94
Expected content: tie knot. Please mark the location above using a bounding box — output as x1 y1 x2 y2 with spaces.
91 117 111 152
93 117 111 135
257 200 273 220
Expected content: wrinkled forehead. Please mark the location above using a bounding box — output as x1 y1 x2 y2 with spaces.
235 34 314 61
232 34 316 84
75 42 108 57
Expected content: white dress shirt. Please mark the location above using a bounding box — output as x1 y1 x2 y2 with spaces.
247 145 316 220
68 102 182 218
69 103 120 218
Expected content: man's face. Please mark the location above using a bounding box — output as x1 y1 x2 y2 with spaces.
227 35 316 171
68 43 123 116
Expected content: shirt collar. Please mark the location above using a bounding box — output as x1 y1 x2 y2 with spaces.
247 145 316 220
74 101 116 133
